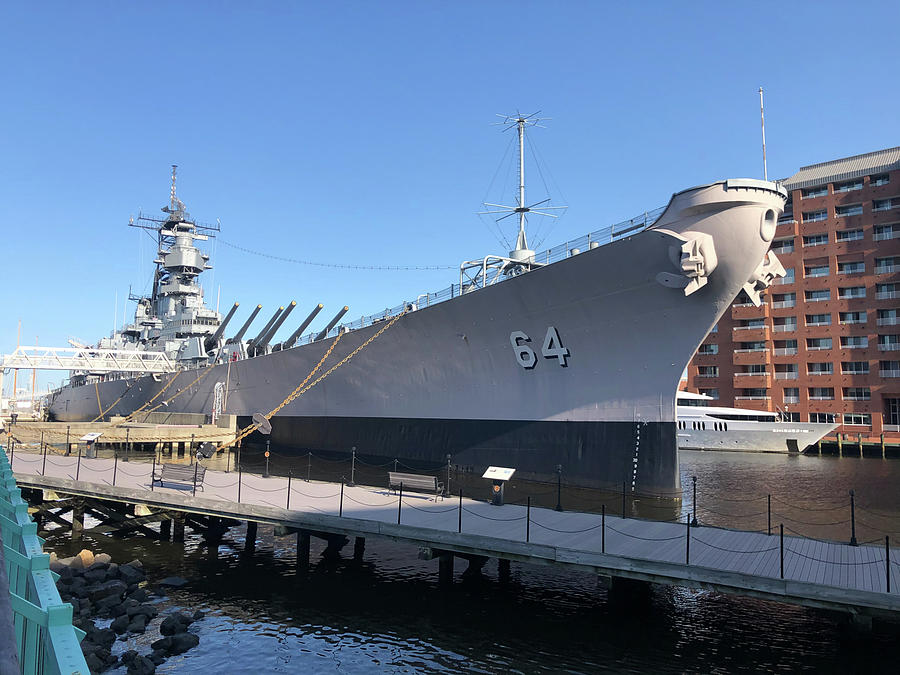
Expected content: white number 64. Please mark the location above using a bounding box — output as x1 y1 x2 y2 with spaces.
510 326 569 369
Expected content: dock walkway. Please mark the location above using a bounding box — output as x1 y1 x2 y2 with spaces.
8 448 900 620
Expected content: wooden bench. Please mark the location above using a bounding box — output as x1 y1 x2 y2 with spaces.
152 463 206 491
388 471 444 500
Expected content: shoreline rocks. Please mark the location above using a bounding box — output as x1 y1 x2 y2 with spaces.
52 549 202 674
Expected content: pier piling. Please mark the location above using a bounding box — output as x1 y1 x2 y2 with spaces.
498 558 511 584
160 518 171 540
173 513 185 542
71 504 84 541
438 553 454 586
354 536 365 561
246 521 258 554
297 530 310 571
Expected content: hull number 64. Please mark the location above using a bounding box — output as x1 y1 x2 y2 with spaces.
510 327 569 369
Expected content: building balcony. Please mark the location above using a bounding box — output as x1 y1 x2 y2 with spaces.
772 324 796 333
771 301 796 309
876 291 899 300
733 350 771 366
879 344 900 352
878 317 898 326
731 303 769 320
735 396 771 401
783 396 800 404
774 372 799 380
732 373 771 389
731 327 769 341
881 369 900 378
774 348 798 356
886 425 900 433
875 265 897 275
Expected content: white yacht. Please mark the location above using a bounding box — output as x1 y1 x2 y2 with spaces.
676 391 838 453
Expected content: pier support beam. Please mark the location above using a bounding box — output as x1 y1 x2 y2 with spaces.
297 530 310 571
608 576 652 607
353 536 365 561
498 558 511 584
439 553 454 586
71 504 84 541
245 521 258 554
461 554 488 579
173 513 185 543
160 519 171 541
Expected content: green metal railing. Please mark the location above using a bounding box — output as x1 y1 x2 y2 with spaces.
0 443 88 675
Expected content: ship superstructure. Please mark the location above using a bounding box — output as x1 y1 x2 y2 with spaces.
48 122 788 493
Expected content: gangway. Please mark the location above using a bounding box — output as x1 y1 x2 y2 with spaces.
1 346 177 374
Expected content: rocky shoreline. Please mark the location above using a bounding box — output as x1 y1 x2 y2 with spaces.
51 549 202 675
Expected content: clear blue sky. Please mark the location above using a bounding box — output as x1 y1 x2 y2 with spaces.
1 1 897 392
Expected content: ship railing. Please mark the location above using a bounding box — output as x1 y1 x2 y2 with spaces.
291 205 666 344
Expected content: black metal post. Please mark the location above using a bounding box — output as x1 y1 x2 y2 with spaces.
123 428 130 462
767 494 771 536
76 445 82 481
555 464 563 512
685 514 691 564
622 480 627 519
780 523 784 579
394 458 398 472
307 451 311 482
151 455 156 491
190 433 195 463
237 464 242 503
113 452 118 486
691 476 698 527
397 483 403 524
340 479 344 517
192 461 199 497
350 447 356 486
887 535 891 593
41 432 47 476
264 440 270 478
849 489 858 546
9 438 13 464
458 488 463 533
601 504 606 553
446 454 452 496
65 425 70 455
526 496 531 543
286 470 292 510
226 445 231 473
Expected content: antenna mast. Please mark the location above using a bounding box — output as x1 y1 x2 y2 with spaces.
759 87 768 181
170 164 178 210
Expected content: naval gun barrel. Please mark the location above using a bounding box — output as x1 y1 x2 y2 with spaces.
281 304 324 349
256 301 296 351
314 306 349 342
229 304 263 343
250 307 284 349
204 302 239 351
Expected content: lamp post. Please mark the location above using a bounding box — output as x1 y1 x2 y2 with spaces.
555 464 563 512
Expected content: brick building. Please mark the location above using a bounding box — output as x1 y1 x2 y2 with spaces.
685 147 900 444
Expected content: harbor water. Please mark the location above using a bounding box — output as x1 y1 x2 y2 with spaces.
40 450 900 673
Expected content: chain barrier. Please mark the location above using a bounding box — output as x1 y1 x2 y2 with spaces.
695 492 766 504
775 513 850 527
769 494 848 511
603 523 683 541
342 493 399 508
691 537 780 554
90 376 144 422
461 506 527 522
401 499 458 514
784 546 887 566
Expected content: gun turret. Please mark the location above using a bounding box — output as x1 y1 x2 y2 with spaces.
314 306 349 342
249 306 283 350
279 303 324 350
203 302 239 351
255 301 296 353
229 304 262 343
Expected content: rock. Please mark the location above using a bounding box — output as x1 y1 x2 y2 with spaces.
107 562 119 578
90 580 127 603
110 614 130 635
84 651 104 674
49 560 66 574
118 564 145 585
126 654 157 675
126 559 143 569
150 636 172 653
92 627 116 650
128 587 148 602
94 553 112 565
192 609 205 621
74 549 95 569
120 650 139 666
127 613 148 633
58 556 76 568
83 568 108 585
157 576 188 588
160 612 192 635
169 632 199 655
49 551 58 564
95 595 124 615
129 604 158 620
149 650 166 666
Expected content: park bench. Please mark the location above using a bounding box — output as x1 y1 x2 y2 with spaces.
388 471 443 500
153 463 206 491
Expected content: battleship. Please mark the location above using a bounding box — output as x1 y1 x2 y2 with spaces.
48 117 788 493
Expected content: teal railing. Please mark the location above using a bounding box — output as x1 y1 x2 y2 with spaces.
0 443 88 675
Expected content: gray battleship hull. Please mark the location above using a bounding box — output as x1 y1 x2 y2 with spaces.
50 180 786 493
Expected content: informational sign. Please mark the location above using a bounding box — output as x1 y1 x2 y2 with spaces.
482 466 516 481
79 432 103 443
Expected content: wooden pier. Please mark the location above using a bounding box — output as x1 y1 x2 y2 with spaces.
7 447 900 623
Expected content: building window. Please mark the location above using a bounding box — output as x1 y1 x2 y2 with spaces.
809 388 835 400
771 238 795 254
843 387 871 401
697 343 718 355
810 412 838 423
805 289 830 302
773 268 795 286
841 335 869 349
741 388 769 399
698 388 719 399
873 198 897 212
835 180 863 193
835 204 863 217
841 361 869 374
803 233 828 246
775 339 798 355
839 311 866 324
804 263 829 278
844 413 872 426
871 174 890 187
802 187 828 199
876 283 898 299
807 337 832 351
880 361 900 377
805 312 831 326
697 366 719 377
710 323 718 333
837 260 865 274
835 229 864 242
807 362 833 375
738 341 767 352
783 387 800 403
875 256 898 274
838 286 866 299
772 293 796 309
877 309 898 326
874 223 900 241
773 316 797 332
775 364 799 379
879 334 900 351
